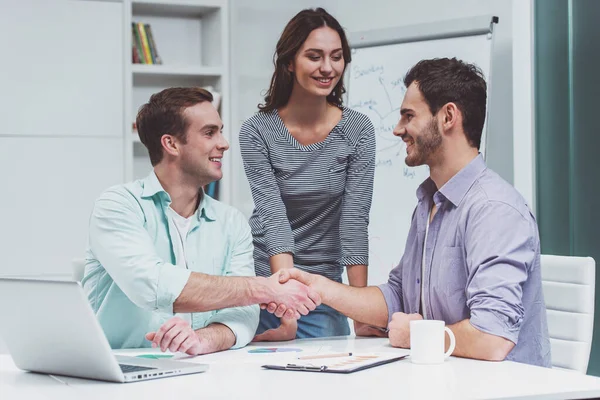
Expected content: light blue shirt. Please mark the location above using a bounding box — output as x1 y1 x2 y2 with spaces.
82 171 259 349
379 155 551 367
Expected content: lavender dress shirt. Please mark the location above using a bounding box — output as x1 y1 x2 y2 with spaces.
379 155 551 367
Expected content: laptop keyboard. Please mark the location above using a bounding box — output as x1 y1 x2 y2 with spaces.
119 364 157 373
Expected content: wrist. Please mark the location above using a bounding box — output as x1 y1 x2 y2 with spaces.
194 328 218 354
198 324 235 352
313 274 329 304
250 276 273 304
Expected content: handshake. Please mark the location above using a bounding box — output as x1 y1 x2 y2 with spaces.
259 269 321 320
146 268 384 352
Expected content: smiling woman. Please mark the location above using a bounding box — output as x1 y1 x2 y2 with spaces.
239 8 377 341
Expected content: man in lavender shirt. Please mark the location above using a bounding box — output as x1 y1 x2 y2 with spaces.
273 58 551 367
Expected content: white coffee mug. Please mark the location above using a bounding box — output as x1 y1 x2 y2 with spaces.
410 320 456 364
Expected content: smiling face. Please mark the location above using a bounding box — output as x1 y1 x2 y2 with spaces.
176 102 229 186
394 82 443 167
288 26 344 98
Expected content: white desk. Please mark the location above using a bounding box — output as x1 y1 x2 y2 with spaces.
2 336 600 400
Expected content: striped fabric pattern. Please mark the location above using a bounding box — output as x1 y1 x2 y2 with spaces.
239 107 375 280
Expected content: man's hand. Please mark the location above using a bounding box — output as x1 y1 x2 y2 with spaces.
252 318 298 342
263 271 321 319
261 269 320 316
354 321 389 337
278 268 317 286
145 317 208 355
388 312 423 348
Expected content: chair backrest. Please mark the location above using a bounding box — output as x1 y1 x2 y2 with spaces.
71 258 86 282
541 254 595 373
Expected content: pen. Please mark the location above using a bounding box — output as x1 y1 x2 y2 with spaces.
286 364 328 371
297 352 352 360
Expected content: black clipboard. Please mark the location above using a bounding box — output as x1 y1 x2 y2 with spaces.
262 354 408 374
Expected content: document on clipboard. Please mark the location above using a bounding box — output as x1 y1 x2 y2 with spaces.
262 353 408 374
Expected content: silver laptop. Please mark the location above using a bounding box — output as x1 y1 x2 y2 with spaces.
0 278 208 383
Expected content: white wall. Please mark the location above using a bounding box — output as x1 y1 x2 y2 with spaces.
229 0 519 214
0 0 125 279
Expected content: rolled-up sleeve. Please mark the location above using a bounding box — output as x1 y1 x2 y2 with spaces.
239 120 294 256
465 201 533 344
378 258 405 323
206 210 259 348
88 188 191 312
340 120 375 266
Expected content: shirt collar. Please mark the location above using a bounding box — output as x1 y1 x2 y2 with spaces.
198 191 217 221
439 154 486 207
140 171 216 221
141 170 167 198
416 154 487 207
416 177 438 202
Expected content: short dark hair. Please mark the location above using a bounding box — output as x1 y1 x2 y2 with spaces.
259 7 351 112
136 87 213 166
404 58 487 149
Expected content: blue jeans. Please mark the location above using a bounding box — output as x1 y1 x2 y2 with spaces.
256 303 350 339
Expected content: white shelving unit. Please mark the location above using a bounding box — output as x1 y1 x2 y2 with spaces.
131 64 223 78
123 0 230 203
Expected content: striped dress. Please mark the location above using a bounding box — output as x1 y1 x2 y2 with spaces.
239 107 375 281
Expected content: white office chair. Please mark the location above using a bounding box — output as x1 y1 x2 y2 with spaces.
541 254 595 373
71 258 86 282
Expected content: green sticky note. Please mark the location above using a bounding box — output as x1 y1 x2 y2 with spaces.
136 354 174 359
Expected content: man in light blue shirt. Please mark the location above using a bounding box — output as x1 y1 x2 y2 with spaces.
273 58 551 366
83 87 320 355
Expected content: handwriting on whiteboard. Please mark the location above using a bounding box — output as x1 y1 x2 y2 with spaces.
349 64 414 173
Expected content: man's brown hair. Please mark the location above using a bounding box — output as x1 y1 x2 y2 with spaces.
136 87 213 166
404 58 487 149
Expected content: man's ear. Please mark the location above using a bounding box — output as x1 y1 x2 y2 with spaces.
161 134 179 157
441 102 460 131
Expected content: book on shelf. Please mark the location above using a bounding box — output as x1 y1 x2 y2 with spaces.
132 22 162 65
131 24 143 63
145 24 162 64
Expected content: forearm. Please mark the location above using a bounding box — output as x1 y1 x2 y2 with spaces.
314 276 388 327
174 272 271 313
195 323 236 353
447 319 515 361
270 253 294 274
347 264 367 287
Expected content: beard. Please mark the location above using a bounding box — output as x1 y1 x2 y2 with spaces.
404 118 442 167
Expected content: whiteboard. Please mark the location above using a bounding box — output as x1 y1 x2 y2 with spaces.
347 22 495 286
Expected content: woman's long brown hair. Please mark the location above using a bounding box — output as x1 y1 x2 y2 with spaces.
258 8 351 112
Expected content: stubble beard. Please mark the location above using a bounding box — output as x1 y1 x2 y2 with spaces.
405 118 442 167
